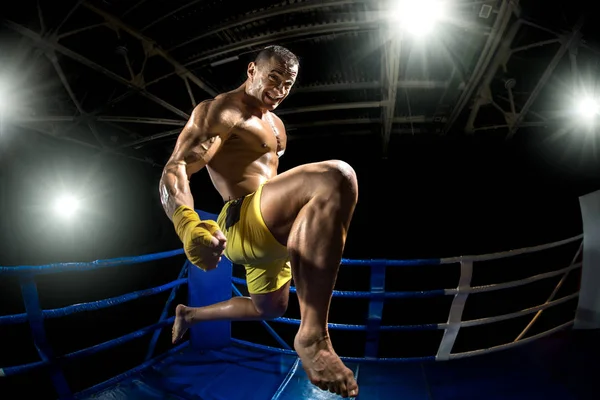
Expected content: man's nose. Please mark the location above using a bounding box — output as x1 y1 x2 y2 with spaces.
273 85 284 96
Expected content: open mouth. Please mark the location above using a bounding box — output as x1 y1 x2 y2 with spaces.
265 93 282 104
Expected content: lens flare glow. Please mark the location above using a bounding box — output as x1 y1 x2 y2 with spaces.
391 0 445 36
54 195 80 219
576 97 600 120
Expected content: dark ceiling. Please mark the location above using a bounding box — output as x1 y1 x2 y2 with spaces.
0 0 598 167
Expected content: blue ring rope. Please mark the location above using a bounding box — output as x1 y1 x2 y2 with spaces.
1 317 175 377
0 248 184 276
0 252 434 276
0 232 582 398
231 283 291 350
0 234 581 276
0 254 441 277
145 264 188 361
271 317 440 331
231 338 436 363
340 258 441 266
0 278 187 326
232 277 447 298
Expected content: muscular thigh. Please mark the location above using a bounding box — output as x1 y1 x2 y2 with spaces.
251 280 291 317
260 160 342 246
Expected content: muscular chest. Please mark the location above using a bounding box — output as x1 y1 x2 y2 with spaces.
226 115 285 157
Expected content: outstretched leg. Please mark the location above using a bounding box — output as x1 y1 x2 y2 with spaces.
172 280 290 343
261 160 359 398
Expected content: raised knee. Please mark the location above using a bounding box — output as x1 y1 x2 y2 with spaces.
322 160 358 196
256 300 288 319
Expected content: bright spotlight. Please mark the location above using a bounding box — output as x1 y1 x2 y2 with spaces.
54 195 80 219
576 97 599 120
391 0 445 36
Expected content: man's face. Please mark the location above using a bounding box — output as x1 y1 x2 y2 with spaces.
248 56 298 110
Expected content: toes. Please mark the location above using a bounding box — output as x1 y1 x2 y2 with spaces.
310 376 328 392
329 382 340 395
348 386 359 398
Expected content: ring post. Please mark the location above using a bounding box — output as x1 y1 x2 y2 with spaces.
188 209 233 349
364 260 386 358
576 189 600 329
19 275 73 399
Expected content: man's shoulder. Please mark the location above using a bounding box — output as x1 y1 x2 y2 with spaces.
214 90 246 109
193 92 246 124
270 111 284 124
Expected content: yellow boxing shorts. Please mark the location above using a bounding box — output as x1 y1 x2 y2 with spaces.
216 182 292 295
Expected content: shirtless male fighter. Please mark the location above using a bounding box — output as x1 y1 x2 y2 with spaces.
159 45 359 398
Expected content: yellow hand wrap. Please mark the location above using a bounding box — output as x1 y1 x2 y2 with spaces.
172 205 221 271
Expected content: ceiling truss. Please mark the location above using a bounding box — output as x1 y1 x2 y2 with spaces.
1 0 596 166
443 0 518 134
381 33 402 158
463 14 586 138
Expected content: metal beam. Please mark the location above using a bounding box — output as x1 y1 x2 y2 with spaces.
506 17 584 139
14 121 160 166
497 95 547 121
167 0 369 52
287 115 431 130
122 0 151 17
292 80 449 93
276 101 384 115
288 127 429 140
3 19 190 120
182 20 379 68
116 114 433 142
50 0 85 36
37 0 46 34
464 19 522 133
381 34 402 158
443 0 517 134
141 0 202 32
183 76 197 108
46 51 107 148
287 118 378 130
146 20 379 88
293 82 381 93
56 23 106 40
118 128 183 149
83 1 218 98
473 121 548 131
95 116 186 125
15 116 78 123
16 115 186 126
510 38 560 54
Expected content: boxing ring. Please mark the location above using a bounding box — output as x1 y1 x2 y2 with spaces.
2 192 600 399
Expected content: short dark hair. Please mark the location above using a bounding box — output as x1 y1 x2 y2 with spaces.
255 45 299 67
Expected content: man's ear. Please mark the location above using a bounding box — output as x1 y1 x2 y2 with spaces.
247 62 256 80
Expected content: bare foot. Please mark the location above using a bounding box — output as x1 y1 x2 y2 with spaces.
294 334 359 398
172 304 192 344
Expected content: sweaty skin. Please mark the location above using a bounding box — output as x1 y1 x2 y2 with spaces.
159 58 292 218
160 55 359 398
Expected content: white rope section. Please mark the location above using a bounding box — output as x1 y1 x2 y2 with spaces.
443 262 581 295
448 320 574 360
440 234 582 264
459 292 579 328
436 260 473 361
436 237 582 361
514 242 583 341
